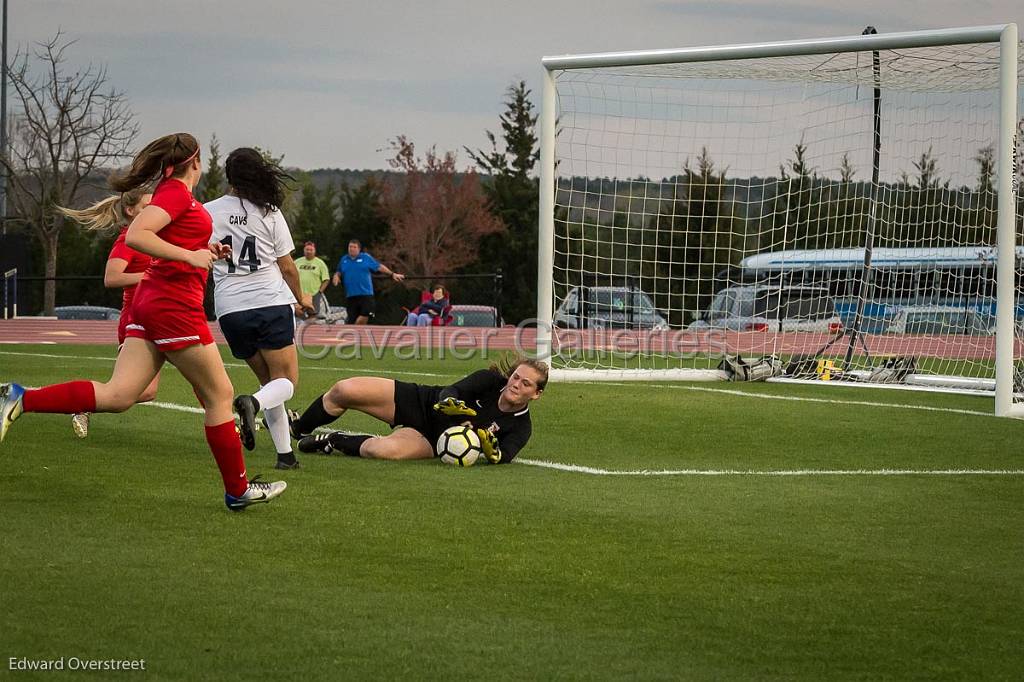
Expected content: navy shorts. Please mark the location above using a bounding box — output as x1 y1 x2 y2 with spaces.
218 304 296 359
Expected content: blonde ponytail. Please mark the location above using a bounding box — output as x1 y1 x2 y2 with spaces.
57 186 151 232
489 353 550 390
58 196 123 231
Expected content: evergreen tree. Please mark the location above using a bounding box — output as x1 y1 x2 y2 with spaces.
195 134 225 202
906 146 950 243
834 152 866 248
839 152 856 183
912 146 941 190
291 178 341 262
968 144 997 243
339 176 390 251
776 138 823 249
465 80 540 322
653 147 737 325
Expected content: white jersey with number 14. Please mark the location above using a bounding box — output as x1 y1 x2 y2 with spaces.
206 195 296 318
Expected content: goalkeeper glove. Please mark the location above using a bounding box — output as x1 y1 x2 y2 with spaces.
477 428 501 464
432 396 477 417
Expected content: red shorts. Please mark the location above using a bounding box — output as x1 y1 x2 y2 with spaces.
124 290 213 352
117 307 132 347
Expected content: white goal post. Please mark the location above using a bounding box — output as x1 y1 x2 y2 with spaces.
536 25 1023 416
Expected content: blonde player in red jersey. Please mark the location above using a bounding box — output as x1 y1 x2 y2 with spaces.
58 187 160 438
0 133 286 511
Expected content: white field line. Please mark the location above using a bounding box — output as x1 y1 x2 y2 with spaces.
0 349 1008 419
138 400 205 415
0 349 446 378
7 352 1024 477
568 380 995 418
515 459 1024 476
85 396 1024 478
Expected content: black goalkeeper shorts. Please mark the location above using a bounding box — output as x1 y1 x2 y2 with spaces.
392 381 448 446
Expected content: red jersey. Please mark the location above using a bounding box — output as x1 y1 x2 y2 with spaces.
138 178 213 308
107 227 152 312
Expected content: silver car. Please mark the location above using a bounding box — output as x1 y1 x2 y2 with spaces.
553 286 670 330
886 305 996 335
690 285 843 333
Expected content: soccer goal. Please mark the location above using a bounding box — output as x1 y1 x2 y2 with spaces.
536 25 1024 416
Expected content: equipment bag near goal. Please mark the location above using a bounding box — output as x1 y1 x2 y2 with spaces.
719 356 784 382
866 356 918 384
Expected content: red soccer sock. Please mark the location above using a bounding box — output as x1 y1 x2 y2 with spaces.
23 381 96 414
204 420 248 498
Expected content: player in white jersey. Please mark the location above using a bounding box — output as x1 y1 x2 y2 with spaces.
206 147 313 469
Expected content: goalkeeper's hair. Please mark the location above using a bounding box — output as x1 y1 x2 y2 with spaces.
490 354 549 391
57 186 151 232
224 147 293 215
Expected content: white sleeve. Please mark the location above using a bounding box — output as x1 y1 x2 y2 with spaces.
270 209 295 258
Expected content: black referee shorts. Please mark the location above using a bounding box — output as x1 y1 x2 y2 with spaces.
218 304 296 359
346 295 375 323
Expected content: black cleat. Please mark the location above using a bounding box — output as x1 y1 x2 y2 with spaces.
233 394 260 451
287 408 305 440
297 432 337 455
275 451 301 470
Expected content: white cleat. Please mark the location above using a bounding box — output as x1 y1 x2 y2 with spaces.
72 413 90 439
0 382 25 443
224 476 287 511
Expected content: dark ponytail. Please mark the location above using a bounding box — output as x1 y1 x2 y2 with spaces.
224 147 293 213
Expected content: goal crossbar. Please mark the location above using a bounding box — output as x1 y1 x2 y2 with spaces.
541 25 1011 70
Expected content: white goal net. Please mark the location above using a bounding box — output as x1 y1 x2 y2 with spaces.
537 26 1024 413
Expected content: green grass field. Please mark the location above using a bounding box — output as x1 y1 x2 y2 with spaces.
1 344 1022 680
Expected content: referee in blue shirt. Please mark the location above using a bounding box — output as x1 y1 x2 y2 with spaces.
331 239 405 324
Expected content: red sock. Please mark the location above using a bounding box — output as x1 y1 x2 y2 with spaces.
204 420 248 497
23 381 96 414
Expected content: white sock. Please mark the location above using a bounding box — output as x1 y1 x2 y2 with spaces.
252 378 294 411
263 403 292 455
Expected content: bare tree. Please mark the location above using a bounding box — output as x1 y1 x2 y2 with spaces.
0 33 138 314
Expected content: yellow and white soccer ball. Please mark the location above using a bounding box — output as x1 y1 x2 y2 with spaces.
436 425 483 467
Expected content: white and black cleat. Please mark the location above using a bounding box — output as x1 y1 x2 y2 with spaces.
224 475 287 511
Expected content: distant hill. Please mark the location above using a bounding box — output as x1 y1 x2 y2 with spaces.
302 168 401 190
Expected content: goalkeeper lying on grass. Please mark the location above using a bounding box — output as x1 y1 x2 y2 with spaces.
290 355 548 464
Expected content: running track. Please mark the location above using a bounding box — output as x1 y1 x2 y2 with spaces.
0 318 1013 360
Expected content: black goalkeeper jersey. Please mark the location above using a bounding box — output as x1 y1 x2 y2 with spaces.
433 369 532 463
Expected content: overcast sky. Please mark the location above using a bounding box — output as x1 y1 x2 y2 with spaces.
17 1 1024 170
